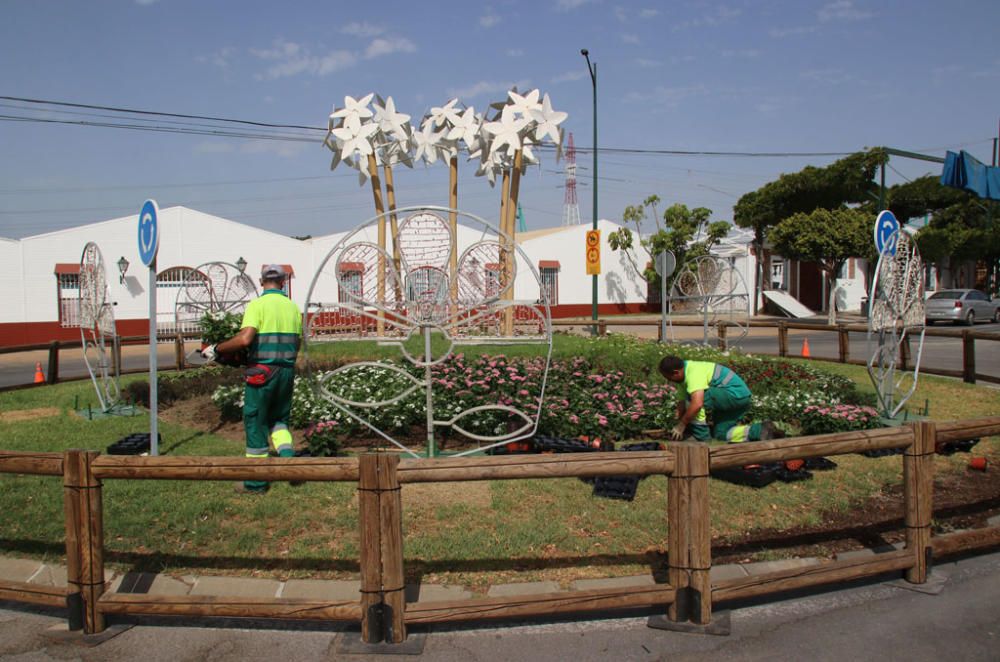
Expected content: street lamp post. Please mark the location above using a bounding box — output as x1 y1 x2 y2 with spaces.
581 49 598 325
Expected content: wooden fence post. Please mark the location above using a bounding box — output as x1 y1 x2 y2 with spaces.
47 341 60 384
716 323 727 351
837 325 849 363
598 320 607 337
962 331 975 384
358 453 406 644
63 450 106 634
665 443 712 625
777 322 788 358
903 421 935 584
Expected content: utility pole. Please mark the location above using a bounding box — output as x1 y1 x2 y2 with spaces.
581 49 598 325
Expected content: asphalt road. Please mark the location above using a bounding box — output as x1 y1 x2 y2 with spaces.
1 320 998 390
1 551 998 661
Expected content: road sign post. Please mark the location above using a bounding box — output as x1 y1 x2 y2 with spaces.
655 251 676 344
138 200 160 456
874 210 899 258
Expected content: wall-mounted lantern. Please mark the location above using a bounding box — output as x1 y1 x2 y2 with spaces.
117 256 130 284
236 256 248 273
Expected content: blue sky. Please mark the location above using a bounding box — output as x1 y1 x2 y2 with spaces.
1 0 998 240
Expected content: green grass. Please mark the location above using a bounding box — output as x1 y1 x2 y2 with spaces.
1 343 998 586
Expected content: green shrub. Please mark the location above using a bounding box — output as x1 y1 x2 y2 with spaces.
199 311 243 345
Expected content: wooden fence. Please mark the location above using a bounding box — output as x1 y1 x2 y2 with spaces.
0 333 200 393
552 318 1000 385
1 416 998 642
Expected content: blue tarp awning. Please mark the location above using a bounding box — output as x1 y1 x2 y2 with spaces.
940 150 1000 201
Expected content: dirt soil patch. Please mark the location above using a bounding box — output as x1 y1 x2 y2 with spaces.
711 466 1000 564
0 407 61 423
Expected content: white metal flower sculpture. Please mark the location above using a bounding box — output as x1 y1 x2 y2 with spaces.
867 228 926 418
304 206 553 458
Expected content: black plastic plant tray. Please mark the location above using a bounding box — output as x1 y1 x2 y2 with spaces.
711 464 778 488
803 457 838 471
593 475 641 501
106 432 160 455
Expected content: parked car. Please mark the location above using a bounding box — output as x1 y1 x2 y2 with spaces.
925 289 1000 325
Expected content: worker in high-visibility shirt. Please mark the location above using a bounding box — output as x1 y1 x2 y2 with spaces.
203 264 303 494
658 355 777 443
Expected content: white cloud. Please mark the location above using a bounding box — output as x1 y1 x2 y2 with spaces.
626 84 708 108
769 25 816 38
340 21 385 37
240 141 308 159
800 68 853 85
248 33 415 79
721 49 760 58
448 79 531 99
250 39 357 79
621 33 640 44
134 0 158 5
635 58 662 67
199 47 237 69
818 1 873 22
507 48 524 57
614 6 628 22
364 36 416 59
480 12 501 28
638 8 659 18
673 6 741 30
551 70 586 83
556 0 597 12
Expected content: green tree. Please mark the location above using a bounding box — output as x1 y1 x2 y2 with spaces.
734 148 886 313
888 175 1000 294
769 207 875 324
608 196 730 300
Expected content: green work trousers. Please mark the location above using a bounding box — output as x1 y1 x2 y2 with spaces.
689 383 762 443
243 365 295 490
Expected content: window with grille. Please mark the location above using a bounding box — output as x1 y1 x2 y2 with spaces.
338 269 363 303
58 273 80 327
540 267 559 305
484 263 501 298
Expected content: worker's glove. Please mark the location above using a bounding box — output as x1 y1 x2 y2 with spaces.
201 344 218 362
668 422 686 441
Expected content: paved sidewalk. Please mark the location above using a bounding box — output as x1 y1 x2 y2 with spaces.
2 549 999 660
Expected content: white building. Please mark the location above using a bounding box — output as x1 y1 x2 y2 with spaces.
0 207 655 347
0 206 879 348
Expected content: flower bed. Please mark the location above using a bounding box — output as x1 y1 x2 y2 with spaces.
209 339 879 456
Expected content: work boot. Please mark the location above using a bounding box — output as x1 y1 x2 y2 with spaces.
759 421 785 441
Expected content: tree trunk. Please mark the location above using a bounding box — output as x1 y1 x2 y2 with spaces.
826 262 841 326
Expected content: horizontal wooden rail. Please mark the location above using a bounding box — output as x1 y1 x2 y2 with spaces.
934 416 1000 443
0 451 63 476
710 427 914 470
397 450 675 483
98 593 362 621
404 584 677 624
931 526 1000 557
0 579 70 608
91 456 360 482
713 548 914 604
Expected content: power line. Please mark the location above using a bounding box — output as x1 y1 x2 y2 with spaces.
0 95 922 159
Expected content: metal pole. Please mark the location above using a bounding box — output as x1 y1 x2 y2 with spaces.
660 260 667 344
148 258 158 456
582 49 598 326
591 61 599 324
424 325 434 458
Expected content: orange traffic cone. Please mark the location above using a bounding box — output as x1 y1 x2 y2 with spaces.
33 362 45 384
801 338 811 358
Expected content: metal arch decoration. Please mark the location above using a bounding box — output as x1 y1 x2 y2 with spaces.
174 262 259 334
670 255 751 348
79 242 121 411
867 228 926 418
304 205 552 459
